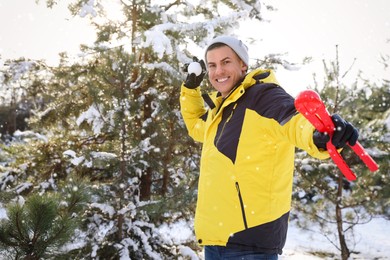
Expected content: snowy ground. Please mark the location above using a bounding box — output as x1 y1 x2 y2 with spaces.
159 216 390 259
281 217 390 259
2 202 388 259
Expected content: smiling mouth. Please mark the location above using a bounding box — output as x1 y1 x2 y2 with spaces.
216 77 229 83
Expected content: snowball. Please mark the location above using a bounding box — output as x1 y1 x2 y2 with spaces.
187 62 202 76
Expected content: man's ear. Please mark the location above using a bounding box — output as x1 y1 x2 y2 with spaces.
241 62 248 73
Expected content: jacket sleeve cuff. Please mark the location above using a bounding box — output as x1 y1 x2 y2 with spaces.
304 125 331 160
181 83 201 93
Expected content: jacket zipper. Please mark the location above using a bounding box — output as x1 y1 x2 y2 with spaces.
215 103 237 147
235 182 248 229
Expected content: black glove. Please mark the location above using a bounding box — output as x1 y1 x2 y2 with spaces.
183 57 206 89
313 114 359 149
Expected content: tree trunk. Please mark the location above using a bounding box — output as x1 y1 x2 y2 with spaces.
116 84 128 241
7 103 17 135
140 93 153 201
161 120 174 196
140 167 152 200
336 174 350 260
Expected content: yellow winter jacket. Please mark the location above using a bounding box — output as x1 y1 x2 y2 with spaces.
180 68 329 254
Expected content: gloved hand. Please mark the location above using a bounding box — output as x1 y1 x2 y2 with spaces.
313 114 359 150
183 57 206 89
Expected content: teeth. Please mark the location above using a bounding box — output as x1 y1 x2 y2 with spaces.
217 77 228 83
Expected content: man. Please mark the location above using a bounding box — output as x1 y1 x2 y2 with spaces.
180 36 358 259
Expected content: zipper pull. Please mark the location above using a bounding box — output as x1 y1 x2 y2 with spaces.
226 103 238 123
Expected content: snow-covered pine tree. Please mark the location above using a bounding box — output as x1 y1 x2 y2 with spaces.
0 176 90 259
1 0 271 258
292 47 390 260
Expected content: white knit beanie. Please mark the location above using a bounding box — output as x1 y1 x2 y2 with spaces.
205 36 249 66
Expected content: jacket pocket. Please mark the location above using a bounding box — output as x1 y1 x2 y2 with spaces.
235 182 248 229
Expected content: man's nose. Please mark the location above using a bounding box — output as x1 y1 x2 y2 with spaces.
215 65 224 75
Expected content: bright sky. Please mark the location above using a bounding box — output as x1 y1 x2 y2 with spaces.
241 0 390 95
0 0 389 95
0 0 95 64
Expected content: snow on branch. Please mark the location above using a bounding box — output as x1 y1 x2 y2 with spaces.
76 103 113 135
142 10 250 59
90 202 115 218
13 130 48 143
79 0 97 17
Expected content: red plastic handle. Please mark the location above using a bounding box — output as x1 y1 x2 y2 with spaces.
295 90 379 181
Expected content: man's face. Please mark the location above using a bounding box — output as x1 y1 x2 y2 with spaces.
206 45 248 97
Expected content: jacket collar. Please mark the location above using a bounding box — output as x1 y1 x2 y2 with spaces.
207 68 278 113
222 68 277 101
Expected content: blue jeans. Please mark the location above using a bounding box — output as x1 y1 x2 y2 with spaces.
204 246 278 260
